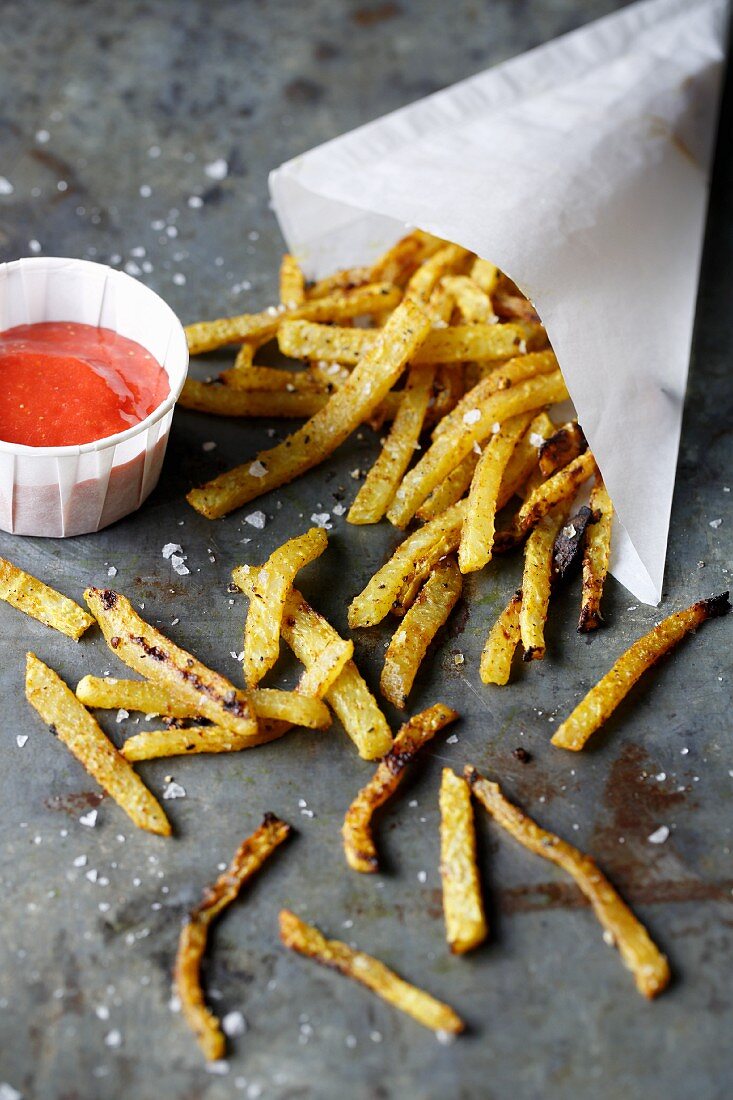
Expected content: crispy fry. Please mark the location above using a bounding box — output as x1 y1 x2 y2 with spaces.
121 721 293 761
519 503 571 661
280 910 464 1033
232 570 392 760
441 275 496 323
404 243 472 303
242 528 328 686
278 319 544 365
439 768 487 953
479 589 522 686
178 378 330 418
84 588 257 737
220 365 327 393
25 653 170 836
369 229 446 286
308 359 352 390
188 298 431 519
307 265 372 299
429 362 464 424
538 422 587 477
416 452 479 520
279 253 306 308
466 768 671 998
185 282 401 355
348 365 435 524
296 635 354 697
470 258 500 295
578 478 614 632
381 559 462 709
492 290 541 324
0 557 93 640
342 703 458 872
348 500 467 628
553 592 730 751
387 370 569 527
458 413 533 573
176 814 292 1060
496 411 555 507
514 450 596 538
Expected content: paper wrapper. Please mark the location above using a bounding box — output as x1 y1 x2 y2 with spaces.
270 0 727 605
0 257 188 538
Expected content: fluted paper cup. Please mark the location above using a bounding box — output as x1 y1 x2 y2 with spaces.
0 257 188 537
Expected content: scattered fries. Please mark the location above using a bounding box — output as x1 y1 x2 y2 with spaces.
578 478 614 632
552 592 730 751
342 703 457 873
176 814 291 1060
279 910 464 1035
439 769 487 954
520 503 571 661
381 558 462 709
84 588 258 738
0 557 93 640
480 589 523 685
466 768 671 998
25 654 170 836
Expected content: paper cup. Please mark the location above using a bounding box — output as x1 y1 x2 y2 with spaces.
0 257 188 537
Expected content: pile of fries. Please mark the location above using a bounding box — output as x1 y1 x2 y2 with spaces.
2 228 729 1067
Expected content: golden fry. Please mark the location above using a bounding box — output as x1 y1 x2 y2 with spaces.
553 592 730 751
279 910 464 1034
187 298 431 519
538 422 586 477
519 503 570 661
84 588 257 737
307 265 372 299
25 654 170 837
469 258 500 295
381 559 462 709
466 768 671 998
296 635 354 697
178 378 329 418
342 703 458 872
416 452 479 521
578 478 613 633
121 721 292 762
220 365 327 393
439 768 487 953
0 557 93 640
515 450 596 537
279 253 306 308
348 365 435 524
348 500 466 628
185 282 401 355
369 229 446 286
387 370 569 527
441 274 496 323
479 589 522 686
242 528 328 686
495 411 555 508
176 814 292 1060
431 351 556 440
458 413 533 573
404 243 472 304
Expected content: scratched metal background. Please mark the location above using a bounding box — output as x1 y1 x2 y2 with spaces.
0 1 731 1098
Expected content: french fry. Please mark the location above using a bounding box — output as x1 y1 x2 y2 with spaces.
441 275 496 323
458 413 533 573
307 266 372 299
178 379 329 418
552 592 730 751
279 253 306 308
279 910 464 1034
348 500 467 628
387 370 569 527
429 362 464 424
519 503 571 661
552 506 596 585
25 653 170 837
514 450 597 538
220 365 327 393
578 478 614 633
470 257 500 295
439 768 487 954
84 588 258 738
308 359 352 390
404 243 472 304
187 298 431 519
348 365 435 524
538 422 587 477
121 721 293 762
416 452 479 520
232 570 392 760
342 703 458 872
479 589 522 686
380 559 462 709
296 635 354 697
0 557 93 640
242 528 328 687
495 411 555 507
465 768 671 998
278 319 544 366
370 229 446 285
492 290 541 324
176 814 292 1060
391 513 465 618
185 282 402 355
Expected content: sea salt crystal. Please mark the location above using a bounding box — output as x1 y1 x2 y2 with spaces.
332 502 346 516
491 421 501 434
104 1029 122 1049
473 440 482 455
463 408 481 426
205 1061 230 1076
163 780 186 800
529 432 545 448
124 261 141 277
222 1011 247 1037
562 524 577 539
73 855 87 868
648 825 670 844
162 543 182 559
16 736 28 748
80 810 98 828
86 869 98 883
245 511 266 529
172 273 186 286
310 512 332 529
417 870 427 883
248 460 267 478
28 239 41 253
709 518 722 529
446 734 459 744
0 177 14 195
107 566 117 577
0 1084 23 1100
188 195 203 208
116 709 129 723
205 158 228 181
36 129 50 143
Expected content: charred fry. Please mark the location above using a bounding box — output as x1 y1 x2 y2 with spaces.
578 478 614 632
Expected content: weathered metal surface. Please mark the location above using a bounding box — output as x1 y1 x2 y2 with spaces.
0 2 730 1097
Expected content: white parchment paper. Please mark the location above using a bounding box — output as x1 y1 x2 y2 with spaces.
270 0 728 604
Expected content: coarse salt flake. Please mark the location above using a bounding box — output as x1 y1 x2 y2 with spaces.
248 460 267 478
463 408 481 426
16 735 28 748
202 441 217 452
222 1011 247 1037
162 543 183 559
205 158 228 181
107 566 117 577
116 709 129 723
529 432 545 448
163 780 186 800
310 513 332 529
648 825 669 844
0 177 14 195
709 518 722 529
104 1029 122 1049
245 511 266 529
80 810 98 828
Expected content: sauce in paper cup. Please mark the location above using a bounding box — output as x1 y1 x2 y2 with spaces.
0 257 188 537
